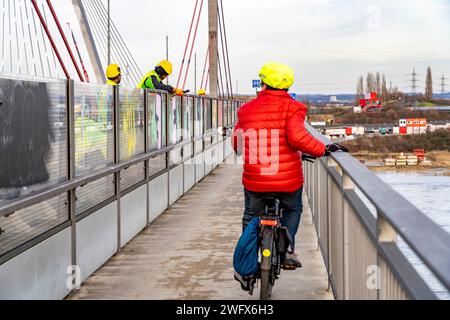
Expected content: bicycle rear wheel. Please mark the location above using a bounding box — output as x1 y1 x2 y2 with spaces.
260 227 275 300
260 269 273 300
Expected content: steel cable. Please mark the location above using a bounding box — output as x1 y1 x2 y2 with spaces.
92 0 142 85
199 36 211 90
13 0 21 74
24 0 37 76
19 0 30 75
94 0 142 81
181 0 205 90
219 0 233 97
217 52 225 98
39 2 53 77
217 4 230 98
88 0 137 86
90 0 140 85
31 0 45 77
176 0 199 89
8 0 12 73
41 1 58 78
1 0 5 72
83 0 107 63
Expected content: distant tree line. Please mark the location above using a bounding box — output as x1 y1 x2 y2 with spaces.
357 67 438 105
356 72 402 105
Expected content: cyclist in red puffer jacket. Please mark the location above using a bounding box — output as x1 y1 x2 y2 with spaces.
232 62 346 268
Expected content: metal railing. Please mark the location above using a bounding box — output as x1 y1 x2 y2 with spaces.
0 74 244 266
304 123 450 300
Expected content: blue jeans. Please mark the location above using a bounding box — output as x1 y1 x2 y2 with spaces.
242 188 303 251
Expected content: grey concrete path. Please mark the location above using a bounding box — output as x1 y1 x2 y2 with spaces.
68 164 333 300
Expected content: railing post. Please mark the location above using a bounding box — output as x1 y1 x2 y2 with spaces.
378 215 397 243
193 97 197 182
202 98 206 174
315 160 321 245
342 173 355 300
181 97 185 193
377 213 397 300
193 97 197 185
113 85 121 253
326 156 335 294
67 79 77 292
166 94 170 208
222 100 226 162
143 89 150 226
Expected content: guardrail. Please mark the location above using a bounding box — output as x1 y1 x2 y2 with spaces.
0 74 244 299
304 123 450 300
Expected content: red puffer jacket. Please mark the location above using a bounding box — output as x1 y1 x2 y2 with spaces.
232 90 326 193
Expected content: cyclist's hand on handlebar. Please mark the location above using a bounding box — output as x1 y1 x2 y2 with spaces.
324 143 349 157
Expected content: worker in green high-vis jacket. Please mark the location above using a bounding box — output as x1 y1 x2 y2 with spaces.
138 60 184 96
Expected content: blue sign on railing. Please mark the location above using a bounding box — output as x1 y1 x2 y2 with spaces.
252 80 261 89
290 93 297 100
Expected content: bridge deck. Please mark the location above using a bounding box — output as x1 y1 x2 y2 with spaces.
67 164 333 300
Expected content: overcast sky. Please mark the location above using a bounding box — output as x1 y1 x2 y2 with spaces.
40 0 450 94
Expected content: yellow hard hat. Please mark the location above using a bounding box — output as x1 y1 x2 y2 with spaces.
157 60 173 75
259 62 295 90
106 64 121 79
197 89 206 96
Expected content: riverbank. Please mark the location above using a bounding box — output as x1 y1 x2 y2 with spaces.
343 130 450 171
352 151 450 174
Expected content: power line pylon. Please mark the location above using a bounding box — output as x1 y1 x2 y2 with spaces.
440 73 448 96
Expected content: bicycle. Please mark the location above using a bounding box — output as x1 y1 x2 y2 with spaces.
258 196 286 300
258 154 319 300
236 150 345 300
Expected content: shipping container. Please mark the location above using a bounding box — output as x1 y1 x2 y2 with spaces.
371 92 378 100
346 135 355 141
357 127 365 135
407 127 414 135
325 128 346 136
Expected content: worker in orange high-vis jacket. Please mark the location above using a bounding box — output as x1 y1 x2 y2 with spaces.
138 60 184 96
232 62 348 269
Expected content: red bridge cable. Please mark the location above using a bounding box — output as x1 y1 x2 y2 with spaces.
205 68 210 90
199 36 212 90
219 0 233 98
45 0 85 81
181 0 204 90
176 0 199 89
217 4 229 98
217 52 225 98
68 23 90 82
30 0 70 79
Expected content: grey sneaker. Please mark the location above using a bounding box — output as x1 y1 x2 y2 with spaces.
282 252 303 270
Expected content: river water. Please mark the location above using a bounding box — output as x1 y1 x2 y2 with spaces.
376 170 450 299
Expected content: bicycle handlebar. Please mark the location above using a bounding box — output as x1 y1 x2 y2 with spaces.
302 154 317 163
